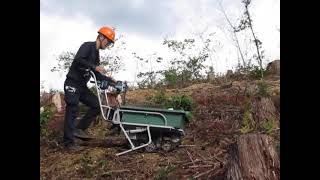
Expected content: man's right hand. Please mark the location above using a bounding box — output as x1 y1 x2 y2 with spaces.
95 66 106 74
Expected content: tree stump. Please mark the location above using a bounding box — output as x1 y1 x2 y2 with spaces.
250 97 280 130
266 60 280 76
226 133 280 180
52 92 63 112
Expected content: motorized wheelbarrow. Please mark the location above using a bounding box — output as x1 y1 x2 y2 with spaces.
87 70 190 156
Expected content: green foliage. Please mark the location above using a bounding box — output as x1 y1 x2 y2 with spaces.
136 37 210 89
52 52 73 72
146 90 194 112
262 118 275 134
206 66 215 80
50 51 75 73
240 98 275 134
235 0 265 79
240 102 256 133
49 88 61 94
40 106 54 136
135 33 215 89
133 52 163 89
163 69 178 88
152 89 168 106
163 39 195 55
145 89 168 108
137 71 160 89
163 38 208 83
51 36 126 74
256 80 270 97
248 66 268 80
165 95 194 111
98 159 107 168
100 53 125 76
154 164 176 180
240 110 255 133
80 153 94 178
186 55 207 80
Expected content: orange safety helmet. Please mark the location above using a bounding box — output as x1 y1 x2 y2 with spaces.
98 26 115 43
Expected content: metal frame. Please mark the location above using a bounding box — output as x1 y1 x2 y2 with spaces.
88 70 182 156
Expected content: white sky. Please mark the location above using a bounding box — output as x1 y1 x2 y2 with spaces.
40 0 280 91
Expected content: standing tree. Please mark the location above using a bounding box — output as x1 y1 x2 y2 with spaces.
99 34 126 76
163 38 210 87
219 1 246 69
50 51 75 73
235 0 265 79
133 52 163 89
51 35 126 76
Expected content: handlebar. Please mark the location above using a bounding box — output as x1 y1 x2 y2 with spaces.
83 68 128 93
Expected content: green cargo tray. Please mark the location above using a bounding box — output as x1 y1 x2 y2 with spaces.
119 106 189 129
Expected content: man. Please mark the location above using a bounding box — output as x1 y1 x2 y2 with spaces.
63 26 116 150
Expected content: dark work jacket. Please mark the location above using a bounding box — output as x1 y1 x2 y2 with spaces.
66 41 110 86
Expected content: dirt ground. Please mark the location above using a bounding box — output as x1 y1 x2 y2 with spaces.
40 77 280 179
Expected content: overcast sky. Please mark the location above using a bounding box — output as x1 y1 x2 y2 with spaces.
40 0 280 91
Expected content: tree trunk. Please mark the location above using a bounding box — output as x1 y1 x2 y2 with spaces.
226 133 280 180
219 3 246 68
245 7 264 79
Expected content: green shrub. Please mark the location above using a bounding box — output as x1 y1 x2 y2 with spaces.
40 106 54 136
153 89 168 105
240 110 255 133
256 80 271 97
147 91 195 112
165 95 194 111
163 69 178 88
262 118 275 134
240 102 255 134
248 66 268 80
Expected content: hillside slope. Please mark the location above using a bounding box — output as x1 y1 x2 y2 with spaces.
40 75 280 179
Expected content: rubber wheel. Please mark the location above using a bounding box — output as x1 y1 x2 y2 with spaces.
161 141 173 152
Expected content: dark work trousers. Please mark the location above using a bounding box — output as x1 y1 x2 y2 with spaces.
63 78 100 146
